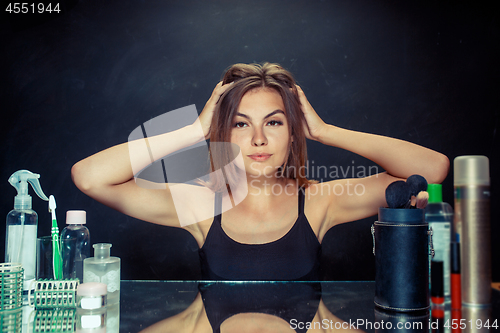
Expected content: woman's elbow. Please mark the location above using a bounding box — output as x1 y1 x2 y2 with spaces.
429 153 450 184
71 160 94 193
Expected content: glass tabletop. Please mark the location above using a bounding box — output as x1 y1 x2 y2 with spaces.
8 281 498 332
118 281 499 333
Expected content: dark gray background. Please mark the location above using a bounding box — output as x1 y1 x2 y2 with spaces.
1 0 498 281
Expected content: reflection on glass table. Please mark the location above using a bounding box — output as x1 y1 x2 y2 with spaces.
7 281 498 332
119 281 499 333
14 302 119 333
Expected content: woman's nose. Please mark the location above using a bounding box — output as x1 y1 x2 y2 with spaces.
252 129 268 146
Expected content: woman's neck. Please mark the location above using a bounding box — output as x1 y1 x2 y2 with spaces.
244 176 297 198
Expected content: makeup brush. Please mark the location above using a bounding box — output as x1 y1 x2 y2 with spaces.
415 191 429 209
406 174 428 197
407 175 429 209
385 180 412 208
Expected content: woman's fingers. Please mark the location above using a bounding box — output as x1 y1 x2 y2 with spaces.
295 85 326 141
199 81 234 138
211 81 234 103
294 85 312 139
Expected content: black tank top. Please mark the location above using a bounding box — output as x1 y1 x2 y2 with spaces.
199 188 321 281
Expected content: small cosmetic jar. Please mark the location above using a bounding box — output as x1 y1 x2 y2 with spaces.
77 282 107 310
77 282 107 332
76 308 107 331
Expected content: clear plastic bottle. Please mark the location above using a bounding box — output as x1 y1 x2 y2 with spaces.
83 244 120 304
425 184 453 303
60 210 90 282
5 170 49 303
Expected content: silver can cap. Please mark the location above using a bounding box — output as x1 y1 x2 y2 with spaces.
454 155 490 186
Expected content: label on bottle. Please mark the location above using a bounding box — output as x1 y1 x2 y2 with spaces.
84 269 120 293
6 225 37 279
459 186 491 305
429 222 451 297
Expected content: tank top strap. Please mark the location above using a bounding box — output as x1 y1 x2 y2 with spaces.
213 191 222 223
298 186 305 216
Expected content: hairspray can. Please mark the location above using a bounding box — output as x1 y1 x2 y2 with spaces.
453 155 491 306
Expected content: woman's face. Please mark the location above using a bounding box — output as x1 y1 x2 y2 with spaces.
230 88 291 180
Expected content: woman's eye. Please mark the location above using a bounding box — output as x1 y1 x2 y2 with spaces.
267 120 283 126
234 122 247 128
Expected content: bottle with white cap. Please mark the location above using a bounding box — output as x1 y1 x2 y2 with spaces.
60 210 90 282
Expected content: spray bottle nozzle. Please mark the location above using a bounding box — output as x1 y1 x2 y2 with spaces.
9 170 49 210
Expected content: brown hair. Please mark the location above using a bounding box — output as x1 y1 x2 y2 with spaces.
208 63 312 192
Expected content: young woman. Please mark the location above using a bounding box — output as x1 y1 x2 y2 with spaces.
72 63 449 281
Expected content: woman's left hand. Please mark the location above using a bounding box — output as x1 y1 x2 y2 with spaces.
296 85 327 141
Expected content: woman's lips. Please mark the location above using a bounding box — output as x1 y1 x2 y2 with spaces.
248 153 272 162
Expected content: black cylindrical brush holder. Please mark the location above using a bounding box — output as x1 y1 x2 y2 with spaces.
372 208 431 312
374 308 430 332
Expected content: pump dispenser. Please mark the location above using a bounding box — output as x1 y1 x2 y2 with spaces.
5 170 49 300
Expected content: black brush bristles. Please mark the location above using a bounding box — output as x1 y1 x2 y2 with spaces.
406 174 428 197
385 180 412 208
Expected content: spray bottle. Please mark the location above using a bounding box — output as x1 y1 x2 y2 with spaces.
5 170 49 301
454 155 491 306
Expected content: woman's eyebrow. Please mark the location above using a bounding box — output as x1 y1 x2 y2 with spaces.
264 110 285 119
235 109 285 120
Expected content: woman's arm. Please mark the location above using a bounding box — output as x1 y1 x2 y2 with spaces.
297 86 450 226
72 82 233 227
139 292 208 333
297 85 449 183
315 125 449 184
71 124 204 226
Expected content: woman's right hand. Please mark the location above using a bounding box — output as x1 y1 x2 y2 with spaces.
198 81 234 139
